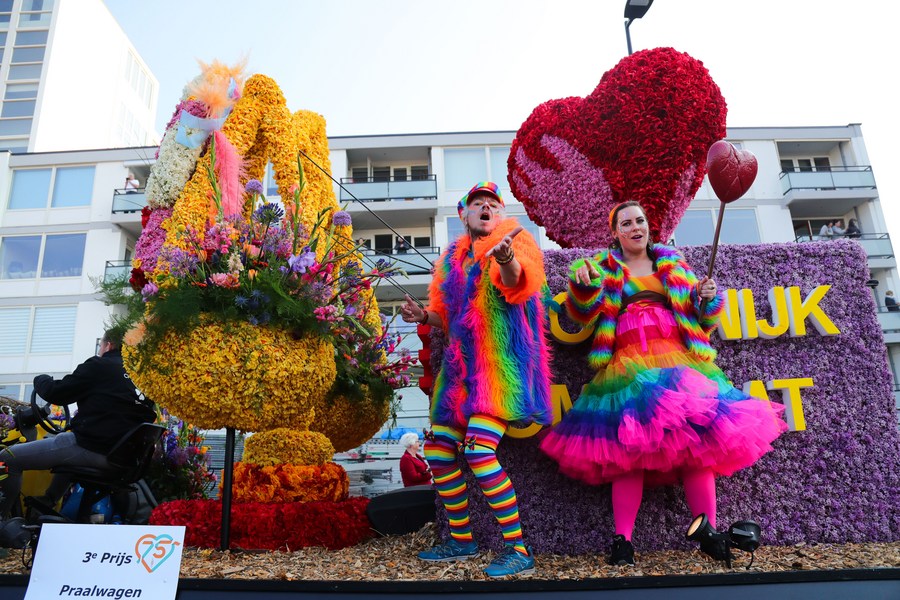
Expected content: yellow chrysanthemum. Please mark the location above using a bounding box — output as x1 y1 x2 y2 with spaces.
310 391 392 453
123 320 335 431
242 428 335 467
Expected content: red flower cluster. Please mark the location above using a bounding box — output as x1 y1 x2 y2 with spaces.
149 497 373 550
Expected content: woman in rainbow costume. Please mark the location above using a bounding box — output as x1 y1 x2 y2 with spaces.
540 201 787 566
400 181 552 578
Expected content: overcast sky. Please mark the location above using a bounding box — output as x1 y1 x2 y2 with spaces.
104 0 900 238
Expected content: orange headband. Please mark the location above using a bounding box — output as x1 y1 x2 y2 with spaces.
608 202 630 232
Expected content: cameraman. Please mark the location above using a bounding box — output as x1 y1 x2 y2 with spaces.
0 330 155 518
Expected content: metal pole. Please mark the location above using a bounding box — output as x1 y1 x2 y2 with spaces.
220 426 235 551
625 18 634 55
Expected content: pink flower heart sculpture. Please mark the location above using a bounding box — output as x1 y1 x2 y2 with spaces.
706 139 758 203
508 47 727 248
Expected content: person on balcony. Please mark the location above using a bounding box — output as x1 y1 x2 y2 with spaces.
394 237 409 254
885 290 899 312
0 330 156 519
844 219 862 239
124 174 140 194
398 181 552 578
831 220 846 237
399 432 431 487
818 221 834 238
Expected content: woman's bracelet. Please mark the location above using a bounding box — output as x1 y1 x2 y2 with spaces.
418 310 429 325
495 249 515 265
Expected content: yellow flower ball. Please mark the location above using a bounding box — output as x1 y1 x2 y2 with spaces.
242 428 335 467
123 320 336 431
310 391 392 453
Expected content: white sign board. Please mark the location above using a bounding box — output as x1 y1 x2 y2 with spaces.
25 524 185 600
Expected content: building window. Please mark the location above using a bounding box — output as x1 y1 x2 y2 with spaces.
444 148 487 191
489 147 511 193
8 167 50 208
7 166 95 209
0 307 29 355
673 209 760 246
17 0 53 28
673 210 714 246
30 306 76 353
8 63 42 79
14 29 46 45
40 233 86 277
720 209 761 244
0 99 34 117
0 305 76 356
0 235 39 277
411 166 429 181
0 137 27 153
0 233 86 279
51 166 95 207
445 147 511 193
5 82 38 100
0 0 12 28
0 117 30 134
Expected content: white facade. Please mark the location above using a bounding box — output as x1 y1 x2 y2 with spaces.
0 0 158 154
1 124 897 426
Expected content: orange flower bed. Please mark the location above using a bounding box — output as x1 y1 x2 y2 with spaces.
230 461 349 504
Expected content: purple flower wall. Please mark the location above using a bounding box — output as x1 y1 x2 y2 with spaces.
430 240 900 554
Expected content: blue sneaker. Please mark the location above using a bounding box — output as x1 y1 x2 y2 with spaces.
483 545 535 578
418 539 479 562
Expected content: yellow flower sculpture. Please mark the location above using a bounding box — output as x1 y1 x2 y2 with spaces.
309 392 392 454
123 320 335 431
126 68 401 461
242 428 335 467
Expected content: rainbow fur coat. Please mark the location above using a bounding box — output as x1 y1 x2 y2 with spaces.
568 244 725 371
427 218 553 430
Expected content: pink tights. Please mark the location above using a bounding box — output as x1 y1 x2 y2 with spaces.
612 469 717 540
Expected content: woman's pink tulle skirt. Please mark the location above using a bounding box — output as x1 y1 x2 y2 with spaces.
540 302 787 486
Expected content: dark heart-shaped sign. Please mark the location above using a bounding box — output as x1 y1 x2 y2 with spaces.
706 140 758 203
508 47 727 248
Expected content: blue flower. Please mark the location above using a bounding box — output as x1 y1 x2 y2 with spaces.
234 295 249 308
253 202 284 226
332 211 352 227
288 248 316 274
245 179 264 195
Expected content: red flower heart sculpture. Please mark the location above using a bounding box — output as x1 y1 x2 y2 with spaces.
706 140 758 203
508 47 727 248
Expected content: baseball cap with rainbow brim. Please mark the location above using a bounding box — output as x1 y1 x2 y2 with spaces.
457 181 504 217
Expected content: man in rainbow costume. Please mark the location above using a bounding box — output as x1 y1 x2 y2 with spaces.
400 181 552 577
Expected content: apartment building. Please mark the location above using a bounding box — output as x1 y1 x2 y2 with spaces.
1 124 896 430
0 0 158 154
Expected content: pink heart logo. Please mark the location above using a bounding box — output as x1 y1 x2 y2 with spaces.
706 140 758 203
508 47 727 248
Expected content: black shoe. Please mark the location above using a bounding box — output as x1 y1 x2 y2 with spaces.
606 534 635 566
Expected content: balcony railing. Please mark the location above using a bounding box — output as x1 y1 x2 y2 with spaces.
104 260 131 284
794 232 893 259
779 166 875 194
339 175 437 202
877 308 900 332
112 188 148 213
360 246 439 275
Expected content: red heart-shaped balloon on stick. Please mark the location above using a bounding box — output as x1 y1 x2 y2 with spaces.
706 140 758 203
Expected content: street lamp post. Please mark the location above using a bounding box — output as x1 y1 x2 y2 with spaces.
624 0 654 55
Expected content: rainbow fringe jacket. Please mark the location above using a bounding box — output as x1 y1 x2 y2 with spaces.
427 219 553 430
568 244 724 371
